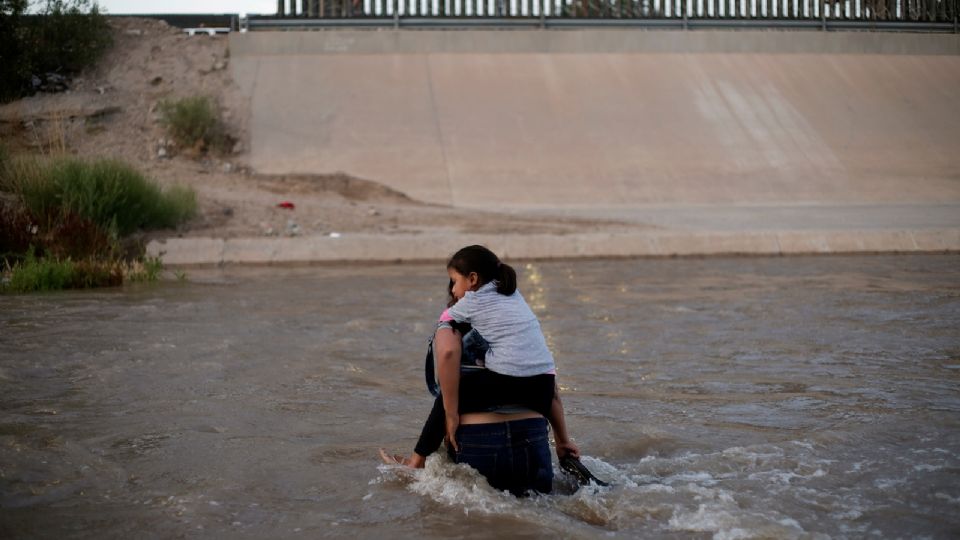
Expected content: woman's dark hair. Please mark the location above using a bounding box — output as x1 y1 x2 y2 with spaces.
447 245 517 296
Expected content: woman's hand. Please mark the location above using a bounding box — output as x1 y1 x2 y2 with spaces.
445 411 460 452
555 438 580 460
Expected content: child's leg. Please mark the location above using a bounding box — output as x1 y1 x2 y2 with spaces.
385 396 443 468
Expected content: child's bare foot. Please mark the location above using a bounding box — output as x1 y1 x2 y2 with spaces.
378 448 426 468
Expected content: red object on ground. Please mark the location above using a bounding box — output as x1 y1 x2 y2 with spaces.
277 201 295 209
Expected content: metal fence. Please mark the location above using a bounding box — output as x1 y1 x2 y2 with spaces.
256 0 959 29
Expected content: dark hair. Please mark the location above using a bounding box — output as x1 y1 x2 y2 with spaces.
446 278 457 307
447 245 517 296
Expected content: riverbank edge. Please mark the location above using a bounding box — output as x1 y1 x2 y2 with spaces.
146 228 960 266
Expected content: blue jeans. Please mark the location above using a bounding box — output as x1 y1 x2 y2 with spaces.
450 417 553 496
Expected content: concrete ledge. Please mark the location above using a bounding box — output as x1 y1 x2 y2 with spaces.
147 229 960 266
230 29 960 56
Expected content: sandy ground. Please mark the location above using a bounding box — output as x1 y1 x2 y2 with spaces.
0 18 643 241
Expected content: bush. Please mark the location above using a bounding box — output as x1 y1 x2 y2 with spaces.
0 1 112 102
27 1 111 74
158 96 233 155
1 249 128 293
0 201 36 262
1 203 118 266
1 155 189 293
160 184 199 227
6 156 196 236
42 209 117 259
4 249 74 292
0 142 10 187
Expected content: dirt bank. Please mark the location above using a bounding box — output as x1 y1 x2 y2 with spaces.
0 17 642 242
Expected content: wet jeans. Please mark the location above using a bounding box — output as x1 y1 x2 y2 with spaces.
449 417 553 497
414 372 556 458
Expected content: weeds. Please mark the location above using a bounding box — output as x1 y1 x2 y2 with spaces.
4 249 75 292
0 154 192 293
125 256 163 283
158 96 233 155
26 110 69 156
1 249 135 293
5 156 196 236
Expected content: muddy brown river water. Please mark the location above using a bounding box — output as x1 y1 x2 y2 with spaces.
1 255 958 539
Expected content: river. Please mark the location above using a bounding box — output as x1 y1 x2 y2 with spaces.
1 255 958 538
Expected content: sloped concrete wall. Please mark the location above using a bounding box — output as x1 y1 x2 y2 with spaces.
231 30 960 208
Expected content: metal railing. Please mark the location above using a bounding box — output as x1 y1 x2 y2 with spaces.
254 0 959 30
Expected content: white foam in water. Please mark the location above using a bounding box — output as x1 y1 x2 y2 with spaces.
874 478 907 489
374 454 626 530
633 482 676 494
374 434 954 536
934 492 960 505
397 456 549 516
831 509 864 520
667 500 808 540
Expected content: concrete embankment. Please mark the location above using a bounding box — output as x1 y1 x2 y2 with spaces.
230 29 960 208
148 229 960 265
147 29 960 265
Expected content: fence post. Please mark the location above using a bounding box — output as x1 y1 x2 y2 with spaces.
394 0 400 27
682 0 688 28
540 0 547 28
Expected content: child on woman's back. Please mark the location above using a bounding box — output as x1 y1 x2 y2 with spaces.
381 245 579 485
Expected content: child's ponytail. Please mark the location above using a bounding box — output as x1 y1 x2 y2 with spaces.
496 262 517 296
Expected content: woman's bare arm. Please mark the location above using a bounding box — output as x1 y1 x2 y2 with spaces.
434 327 462 451
548 382 580 459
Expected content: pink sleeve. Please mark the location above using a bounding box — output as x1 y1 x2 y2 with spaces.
438 309 454 323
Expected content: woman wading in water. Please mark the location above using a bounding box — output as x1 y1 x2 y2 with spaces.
381 245 582 496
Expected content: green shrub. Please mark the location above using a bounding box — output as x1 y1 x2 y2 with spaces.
1 155 188 292
0 1 112 102
7 156 196 236
1 249 131 293
158 96 233 155
160 184 198 227
4 249 75 292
